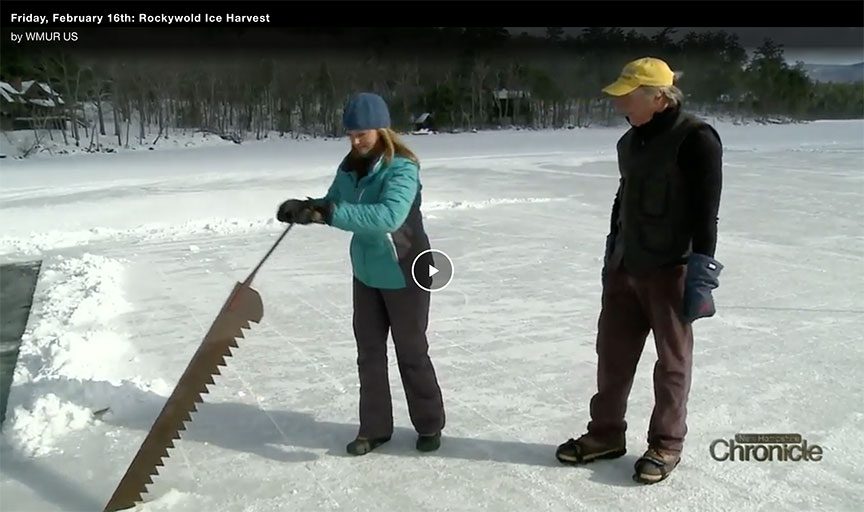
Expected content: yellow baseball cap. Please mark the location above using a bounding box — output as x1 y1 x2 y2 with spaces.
602 57 676 96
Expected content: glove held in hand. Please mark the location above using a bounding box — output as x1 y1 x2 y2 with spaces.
682 253 723 323
277 198 331 225
276 198 309 223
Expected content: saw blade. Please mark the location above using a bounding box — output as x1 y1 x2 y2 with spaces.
103 282 263 512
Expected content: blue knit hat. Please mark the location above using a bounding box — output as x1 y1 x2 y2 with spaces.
343 92 391 131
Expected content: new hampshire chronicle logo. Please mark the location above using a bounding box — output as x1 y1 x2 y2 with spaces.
710 433 824 462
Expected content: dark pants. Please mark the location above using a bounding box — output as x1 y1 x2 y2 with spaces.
352 276 445 439
587 264 694 453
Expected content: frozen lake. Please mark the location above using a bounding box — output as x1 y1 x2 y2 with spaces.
1 120 863 511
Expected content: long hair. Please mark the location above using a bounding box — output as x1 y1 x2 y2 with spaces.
377 128 420 165
345 128 421 167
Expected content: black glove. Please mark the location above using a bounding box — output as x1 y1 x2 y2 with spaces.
305 199 334 225
277 198 333 225
682 253 724 323
293 202 328 225
276 198 309 223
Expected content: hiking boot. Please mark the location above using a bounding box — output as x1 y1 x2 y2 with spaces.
633 447 681 484
346 436 391 456
555 432 626 464
416 432 441 452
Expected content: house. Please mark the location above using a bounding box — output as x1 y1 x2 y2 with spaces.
491 88 532 126
1 81 27 112
0 78 66 130
412 112 436 133
1 82 28 130
0 82 24 105
19 80 65 108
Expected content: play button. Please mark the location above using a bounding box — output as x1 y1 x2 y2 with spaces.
412 249 453 292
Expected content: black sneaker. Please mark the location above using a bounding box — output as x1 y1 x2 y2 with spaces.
555 433 626 464
416 432 441 452
346 436 391 456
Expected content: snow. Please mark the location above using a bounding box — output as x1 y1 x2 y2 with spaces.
5 394 95 457
26 99 61 108
0 128 249 159
1 120 863 511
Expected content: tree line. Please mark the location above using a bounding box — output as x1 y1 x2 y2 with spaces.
1 27 861 150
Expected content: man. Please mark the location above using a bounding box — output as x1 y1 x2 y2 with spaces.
556 57 724 484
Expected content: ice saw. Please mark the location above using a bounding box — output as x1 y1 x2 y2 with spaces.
103 224 293 512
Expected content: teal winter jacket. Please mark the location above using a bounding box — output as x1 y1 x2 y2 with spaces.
314 154 432 290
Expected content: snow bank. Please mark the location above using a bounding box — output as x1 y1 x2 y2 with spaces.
5 394 94 457
13 254 131 382
0 129 243 160
425 197 570 211
0 218 283 256
0 198 576 257
4 253 171 457
0 111 824 161
0 124 355 160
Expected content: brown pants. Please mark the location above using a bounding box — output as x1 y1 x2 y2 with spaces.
587 264 694 453
352 277 446 439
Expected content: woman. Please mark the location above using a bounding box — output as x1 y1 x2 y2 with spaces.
276 92 446 456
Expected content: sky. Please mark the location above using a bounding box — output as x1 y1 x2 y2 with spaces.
508 27 864 65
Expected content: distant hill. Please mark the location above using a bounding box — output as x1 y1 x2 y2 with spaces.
802 62 864 83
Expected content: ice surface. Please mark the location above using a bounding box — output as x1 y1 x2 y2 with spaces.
1 121 863 511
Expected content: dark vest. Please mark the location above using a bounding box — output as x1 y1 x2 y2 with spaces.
609 111 705 274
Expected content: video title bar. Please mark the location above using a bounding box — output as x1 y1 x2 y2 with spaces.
9 13 273 26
